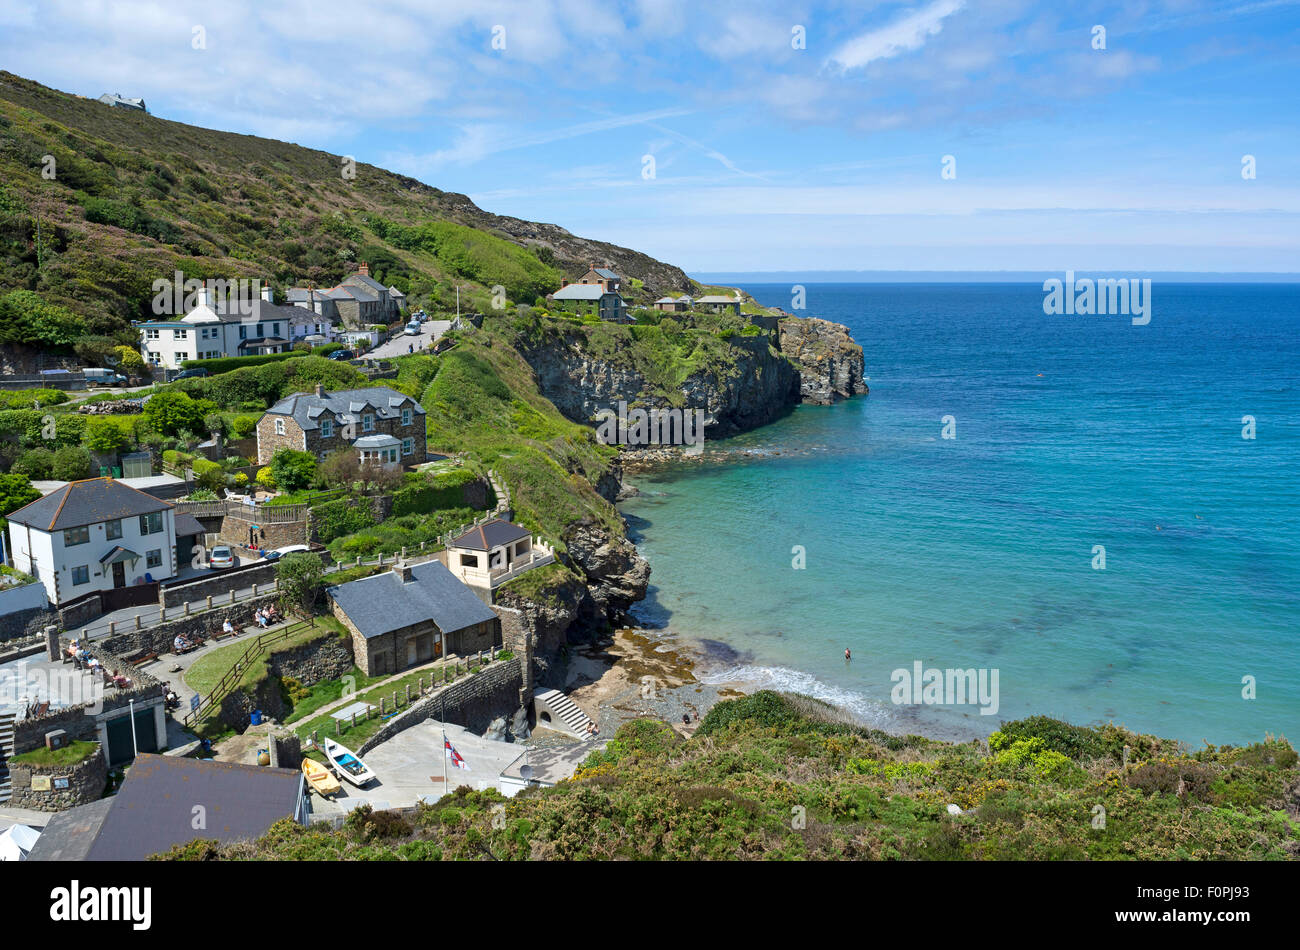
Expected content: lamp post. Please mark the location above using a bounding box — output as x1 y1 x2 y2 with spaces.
128 698 138 759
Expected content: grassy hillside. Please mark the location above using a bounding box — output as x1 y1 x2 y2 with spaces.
0 71 698 348
157 692 1300 861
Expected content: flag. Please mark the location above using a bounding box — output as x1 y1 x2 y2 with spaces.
444 738 469 770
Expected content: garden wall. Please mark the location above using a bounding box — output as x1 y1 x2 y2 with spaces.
7 743 108 812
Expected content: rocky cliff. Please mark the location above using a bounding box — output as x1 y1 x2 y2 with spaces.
778 317 868 404
513 315 865 439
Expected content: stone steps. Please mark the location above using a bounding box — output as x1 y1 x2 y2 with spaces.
0 711 15 804
533 688 593 739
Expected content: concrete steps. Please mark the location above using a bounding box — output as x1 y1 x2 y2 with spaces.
532 688 594 739
0 711 15 804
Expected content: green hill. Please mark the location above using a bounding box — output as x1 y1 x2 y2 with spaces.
0 71 697 348
157 692 1300 861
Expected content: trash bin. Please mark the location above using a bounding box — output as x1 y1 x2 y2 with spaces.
250 710 263 726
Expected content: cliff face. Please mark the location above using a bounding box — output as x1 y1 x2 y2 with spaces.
515 315 865 439
518 331 800 437
778 317 868 404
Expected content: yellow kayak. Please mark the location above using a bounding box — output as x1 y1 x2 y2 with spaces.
303 757 341 797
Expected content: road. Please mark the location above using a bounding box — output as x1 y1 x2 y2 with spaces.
367 320 451 360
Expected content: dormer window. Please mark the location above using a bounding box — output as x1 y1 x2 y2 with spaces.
320 420 333 438
362 414 374 432
401 408 412 426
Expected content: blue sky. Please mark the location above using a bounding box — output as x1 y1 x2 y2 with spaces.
2 0 1297 273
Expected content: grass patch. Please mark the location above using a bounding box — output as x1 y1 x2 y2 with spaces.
10 740 98 767
184 616 349 698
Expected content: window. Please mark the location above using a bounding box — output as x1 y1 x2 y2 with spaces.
149 352 163 366
144 328 160 340
239 325 247 340
63 526 90 547
401 438 414 456
362 413 374 432
387 447 399 464
320 420 333 438
272 322 280 336
105 519 122 541
146 549 162 569
275 418 285 435
257 323 265 336
174 328 187 339
139 511 163 535
401 407 412 426
71 565 90 586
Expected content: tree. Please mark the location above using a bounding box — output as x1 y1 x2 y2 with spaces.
270 448 316 492
51 445 92 481
0 472 41 532
142 390 205 437
74 336 119 367
316 447 361 490
0 290 87 350
84 417 133 454
277 552 324 615
112 346 146 376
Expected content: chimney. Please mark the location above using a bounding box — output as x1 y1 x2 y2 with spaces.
358 262 369 277
314 383 325 397
393 560 413 583
195 283 212 309
260 282 273 303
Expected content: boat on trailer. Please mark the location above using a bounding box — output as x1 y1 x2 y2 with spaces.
322 737 377 787
302 757 342 797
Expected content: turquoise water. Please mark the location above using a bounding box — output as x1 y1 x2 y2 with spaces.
620 283 1300 745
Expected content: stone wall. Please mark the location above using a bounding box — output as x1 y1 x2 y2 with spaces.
218 508 309 550
214 626 353 733
357 657 525 755
159 560 282 608
97 592 280 656
7 743 108 812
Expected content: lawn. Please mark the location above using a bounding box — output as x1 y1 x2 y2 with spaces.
10 739 98 767
184 616 350 699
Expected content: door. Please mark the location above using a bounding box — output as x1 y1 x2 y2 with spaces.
111 561 125 588
406 638 418 668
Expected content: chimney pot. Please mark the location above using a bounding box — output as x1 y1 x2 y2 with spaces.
393 561 413 583
359 262 369 276
260 282 273 303
314 383 325 397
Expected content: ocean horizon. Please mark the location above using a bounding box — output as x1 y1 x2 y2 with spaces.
620 282 1300 746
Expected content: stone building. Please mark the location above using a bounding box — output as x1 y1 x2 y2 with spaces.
327 560 500 676
255 383 426 465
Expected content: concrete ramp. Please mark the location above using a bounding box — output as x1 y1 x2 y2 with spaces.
532 688 594 739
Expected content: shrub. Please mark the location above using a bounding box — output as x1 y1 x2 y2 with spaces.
143 390 209 437
179 352 297 375
229 414 260 439
12 447 54 479
51 445 93 481
3 389 68 410
191 456 225 490
270 448 316 492
84 416 136 454
256 466 276 489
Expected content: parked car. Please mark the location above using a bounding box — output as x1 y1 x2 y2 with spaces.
327 349 356 361
260 544 310 562
402 322 421 336
208 545 236 569
83 368 128 387
174 368 209 379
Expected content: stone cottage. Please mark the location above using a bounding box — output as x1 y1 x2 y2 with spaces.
327 560 501 676
255 384 427 466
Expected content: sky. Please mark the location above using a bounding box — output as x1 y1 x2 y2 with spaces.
1 0 1297 274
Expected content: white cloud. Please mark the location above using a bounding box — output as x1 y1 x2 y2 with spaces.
827 0 967 72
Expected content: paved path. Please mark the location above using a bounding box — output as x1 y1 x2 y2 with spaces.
367 319 450 360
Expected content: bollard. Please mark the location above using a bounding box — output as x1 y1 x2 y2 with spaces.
401 546 407 559
108 621 116 636
335 718 341 736
420 541 425 551
392 690 397 710
184 601 191 616
229 590 235 604
405 684 410 705
252 583 258 597
134 614 141 630
159 606 166 622
206 595 212 610
355 556 361 568
351 711 357 729
379 697 385 715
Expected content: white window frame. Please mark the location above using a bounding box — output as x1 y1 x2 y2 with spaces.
401 408 412 426
275 418 285 435
320 420 333 438
146 549 162 569
362 414 374 432
401 438 414 456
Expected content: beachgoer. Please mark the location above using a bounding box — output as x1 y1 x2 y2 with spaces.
682 713 690 726
844 648 851 663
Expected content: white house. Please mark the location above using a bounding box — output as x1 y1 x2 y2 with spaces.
138 284 334 370
445 518 554 591
5 478 178 606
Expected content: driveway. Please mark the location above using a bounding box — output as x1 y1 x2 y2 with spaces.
367 320 450 360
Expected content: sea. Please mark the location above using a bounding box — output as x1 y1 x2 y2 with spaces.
619 282 1300 746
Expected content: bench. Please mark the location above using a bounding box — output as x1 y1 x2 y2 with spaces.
126 649 158 667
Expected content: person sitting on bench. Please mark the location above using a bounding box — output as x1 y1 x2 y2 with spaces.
222 618 235 637
265 604 281 623
174 634 190 653
255 607 270 628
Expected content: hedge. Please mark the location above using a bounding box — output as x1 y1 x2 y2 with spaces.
311 497 378 543
180 352 299 374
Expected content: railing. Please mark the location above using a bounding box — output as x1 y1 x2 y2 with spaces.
172 500 227 517
172 499 310 523
183 616 315 729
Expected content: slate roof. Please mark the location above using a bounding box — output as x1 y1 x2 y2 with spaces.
592 268 619 279
174 513 207 537
23 798 114 862
7 477 172 532
552 284 615 301
342 273 390 295
328 560 498 640
26 755 303 862
449 518 532 552
264 386 424 432
184 298 306 325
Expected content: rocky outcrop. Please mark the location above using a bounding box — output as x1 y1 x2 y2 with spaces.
778 317 868 405
518 330 801 438
561 520 651 624
495 567 594 655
